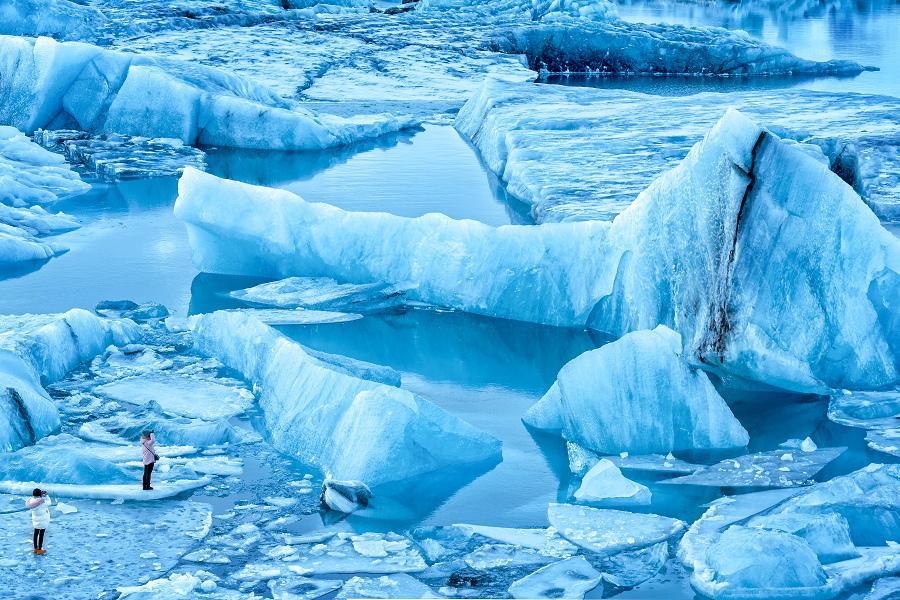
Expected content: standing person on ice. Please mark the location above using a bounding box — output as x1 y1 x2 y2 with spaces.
141 429 158 491
26 488 51 555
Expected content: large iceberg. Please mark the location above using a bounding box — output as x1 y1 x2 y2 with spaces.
0 36 416 150
191 310 501 486
0 310 140 451
524 326 748 454
176 109 899 392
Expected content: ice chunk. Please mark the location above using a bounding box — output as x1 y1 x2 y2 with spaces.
663 447 845 488
574 459 651 506
829 391 900 458
0 0 106 40
177 109 898 392
526 327 748 454
696 526 827 596
94 374 253 420
747 513 860 564
94 300 169 321
0 497 211 594
548 503 685 556
269 576 343 600
336 574 438 599
601 541 668 588
191 311 500 486
0 433 131 485
463 543 555 570
0 36 417 149
866 577 900 600
0 350 59 451
290 532 427 574
508 556 602 599
229 276 409 313
211 308 362 325
320 478 372 514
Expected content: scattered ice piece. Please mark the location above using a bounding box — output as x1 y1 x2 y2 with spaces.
801 437 819 453
269 576 343 600
828 391 900 458
95 374 252 420
95 300 169 322
606 453 700 476
508 556 601 599
55 501 77 514
525 327 748 454
663 447 846 488
601 541 668 588
335 574 438 599
183 548 232 565
291 532 427 574
321 479 372 514
463 543 554 570
548 503 685 556
574 459 651 506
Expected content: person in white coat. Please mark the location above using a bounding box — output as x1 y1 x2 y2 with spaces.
25 488 51 555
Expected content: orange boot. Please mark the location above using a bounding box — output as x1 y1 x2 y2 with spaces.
35 549 46 555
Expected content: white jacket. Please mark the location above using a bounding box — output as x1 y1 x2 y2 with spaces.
26 496 52 529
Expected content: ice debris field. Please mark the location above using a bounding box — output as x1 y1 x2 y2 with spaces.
0 0 899 598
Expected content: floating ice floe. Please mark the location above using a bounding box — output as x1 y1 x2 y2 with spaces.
526 327 748 454
336 574 439 599
95 374 253 420
456 79 900 223
268 576 344 600
663 447 846 488
229 276 410 314
0 125 87 266
191 311 500 486
176 110 899 392
0 0 106 40
94 300 170 321
567 442 700 477
508 555 602 599
0 496 210 594
0 36 417 150
680 464 900 599
574 459 651 506
0 309 139 451
828 391 900 458
548 503 685 556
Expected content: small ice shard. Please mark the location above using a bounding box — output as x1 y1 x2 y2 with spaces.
548 503 685 556
335 574 438 599
95 374 253 420
508 556 601 599
801 437 819 453
291 532 427 574
229 276 409 314
525 327 748 454
696 526 827 596
321 479 372 514
663 447 845 488
192 311 500 486
747 512 860 564
574 459 651 506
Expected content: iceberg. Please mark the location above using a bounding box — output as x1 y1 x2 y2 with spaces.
548 503 685 556
455 79 900 223
573 458 652 506
0 36 417 150
828 391 900 458
191 310 501 486
525 327 748 454
508 556 602 599
662 446 846 488
176 110 899 392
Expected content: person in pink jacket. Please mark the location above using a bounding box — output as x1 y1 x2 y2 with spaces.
26 488 51 554
141 430 157 490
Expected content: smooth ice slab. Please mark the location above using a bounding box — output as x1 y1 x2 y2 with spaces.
508 556 602 599
829 391 900 458
747 513 859 564
191 311 500 486
0 36 416 150
525 327 748 454
548 503 685 556
177 110 900 392
229 276 409 313
574 459 651 506
95 374 253 420
663 447 846 488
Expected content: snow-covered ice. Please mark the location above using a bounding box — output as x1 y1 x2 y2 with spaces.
191 310 500 486
525 327 748 454
95 374 253 420
548 503 685 556
573 458 652 506
663 446 846 488
508 556 602 599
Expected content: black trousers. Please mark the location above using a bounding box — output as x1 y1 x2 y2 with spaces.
33 528 45 549
143 462 154 489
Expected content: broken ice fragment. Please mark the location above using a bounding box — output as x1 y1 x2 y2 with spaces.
548 503 685 556
573 459 651 506
508 556 601 599
663 447 845 488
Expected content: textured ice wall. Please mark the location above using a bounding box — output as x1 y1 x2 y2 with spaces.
0 36 417 150
176 110 899 392
191 311 500 486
